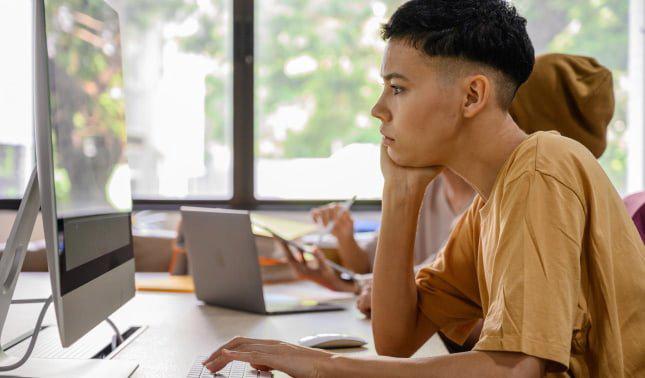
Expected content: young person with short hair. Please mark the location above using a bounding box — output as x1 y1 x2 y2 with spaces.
204 1 645 376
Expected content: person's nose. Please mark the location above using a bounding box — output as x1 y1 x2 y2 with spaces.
371 92 391 124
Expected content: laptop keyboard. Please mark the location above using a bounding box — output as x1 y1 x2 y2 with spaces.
188 355 273 378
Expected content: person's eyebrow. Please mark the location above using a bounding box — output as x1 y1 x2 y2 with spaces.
382 72 410 82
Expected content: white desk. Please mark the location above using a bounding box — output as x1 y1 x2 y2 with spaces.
4 273 448 377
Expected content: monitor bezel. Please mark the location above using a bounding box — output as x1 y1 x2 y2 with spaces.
34 0 135 347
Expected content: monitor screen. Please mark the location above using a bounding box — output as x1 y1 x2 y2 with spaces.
44 0 134 295
45 0 131 219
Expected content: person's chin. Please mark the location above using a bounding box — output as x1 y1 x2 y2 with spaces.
389 148 436 168
386 145 400 160
388 148 414 167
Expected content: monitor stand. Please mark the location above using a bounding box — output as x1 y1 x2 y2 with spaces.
0 169 138 377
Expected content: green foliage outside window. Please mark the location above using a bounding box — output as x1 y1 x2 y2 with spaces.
2 0 629 199
178 0 630 191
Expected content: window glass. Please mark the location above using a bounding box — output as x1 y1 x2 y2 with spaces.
0 2 33 198
0 0 234 200
255 0 632 200
116 0 234 199
255 1 405 200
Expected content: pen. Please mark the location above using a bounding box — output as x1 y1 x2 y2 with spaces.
317 195 357 244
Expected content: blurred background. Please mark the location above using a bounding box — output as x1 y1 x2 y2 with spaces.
0 0 641 204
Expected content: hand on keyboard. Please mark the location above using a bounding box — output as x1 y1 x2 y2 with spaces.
202 337 333 378
188 357 272 378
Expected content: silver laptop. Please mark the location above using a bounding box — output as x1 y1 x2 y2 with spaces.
180 206 344 314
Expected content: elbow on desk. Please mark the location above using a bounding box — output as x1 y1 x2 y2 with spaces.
372 318 426 358
372 316 432 358
374 338 417 358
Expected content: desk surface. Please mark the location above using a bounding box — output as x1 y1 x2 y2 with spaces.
5 273 447 377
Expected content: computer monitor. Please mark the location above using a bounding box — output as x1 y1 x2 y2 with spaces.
34 0 135 347
0 1 137 375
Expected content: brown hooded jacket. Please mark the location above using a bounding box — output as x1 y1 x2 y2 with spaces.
510 53 614 158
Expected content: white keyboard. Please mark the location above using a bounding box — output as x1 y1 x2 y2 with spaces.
6 325 113 359
188 356 272 378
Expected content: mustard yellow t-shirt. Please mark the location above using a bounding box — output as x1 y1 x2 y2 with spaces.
416 131 645 377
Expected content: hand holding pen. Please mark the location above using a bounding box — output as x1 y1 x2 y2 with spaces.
311 195 357 245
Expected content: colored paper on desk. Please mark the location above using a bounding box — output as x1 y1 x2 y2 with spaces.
250 213 317 240
136 275 195 293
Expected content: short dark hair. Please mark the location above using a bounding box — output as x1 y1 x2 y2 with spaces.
382 0 535 108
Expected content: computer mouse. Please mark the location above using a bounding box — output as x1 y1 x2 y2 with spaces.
298 333 367 349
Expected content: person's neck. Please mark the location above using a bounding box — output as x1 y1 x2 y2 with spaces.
446 113 527 201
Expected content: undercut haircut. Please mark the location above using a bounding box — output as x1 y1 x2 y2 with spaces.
382 0 535 109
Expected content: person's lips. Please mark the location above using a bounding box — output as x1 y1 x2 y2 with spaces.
382 137 394 146
381 135 395 146
380 126 395 146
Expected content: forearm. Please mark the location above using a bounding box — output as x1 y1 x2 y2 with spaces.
321 351 545 378
336 238 371 274
371 181 431 356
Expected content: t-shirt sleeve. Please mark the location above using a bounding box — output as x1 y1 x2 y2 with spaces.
415 199 484 344
473 171 585 371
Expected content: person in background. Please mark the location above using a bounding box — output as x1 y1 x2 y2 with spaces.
312 168 474 277
509 53 614 159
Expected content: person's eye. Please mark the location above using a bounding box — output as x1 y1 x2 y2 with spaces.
390 85 404 95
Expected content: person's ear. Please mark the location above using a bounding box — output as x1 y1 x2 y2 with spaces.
462 75 490 118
